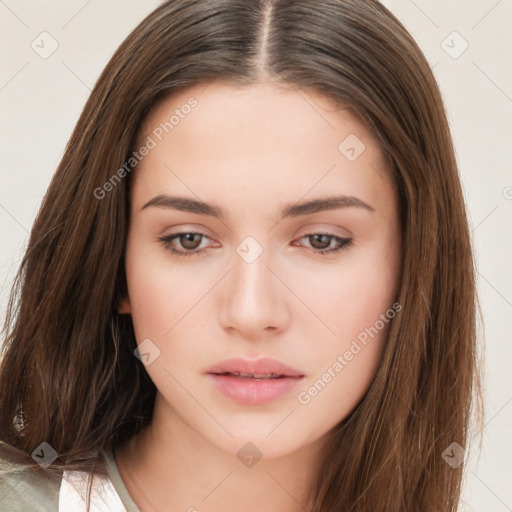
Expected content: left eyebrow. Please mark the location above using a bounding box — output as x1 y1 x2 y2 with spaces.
141 194 375 218
281 195 375 217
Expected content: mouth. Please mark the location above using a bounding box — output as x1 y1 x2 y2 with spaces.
205 358 305 405
210 371 298 380
205 357 304 379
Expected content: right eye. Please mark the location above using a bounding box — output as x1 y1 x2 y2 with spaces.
158 232 213 257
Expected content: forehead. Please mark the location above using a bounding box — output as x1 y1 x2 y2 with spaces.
138 80 376 146
131 81 394 215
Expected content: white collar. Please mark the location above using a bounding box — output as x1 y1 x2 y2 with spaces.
59 469 127 512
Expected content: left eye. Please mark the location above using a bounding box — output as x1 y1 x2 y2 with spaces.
299 233 352 255
158 232 352 257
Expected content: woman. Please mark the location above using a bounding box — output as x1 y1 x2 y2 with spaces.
0 0 482 510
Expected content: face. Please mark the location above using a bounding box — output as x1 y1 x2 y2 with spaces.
119 81 402 459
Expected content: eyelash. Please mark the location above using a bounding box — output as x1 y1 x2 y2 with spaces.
158 231 353 257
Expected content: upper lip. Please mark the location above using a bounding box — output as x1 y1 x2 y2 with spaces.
206 357 304 378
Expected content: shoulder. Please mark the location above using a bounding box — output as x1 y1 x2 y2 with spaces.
0 460 61 512
0 449 132 512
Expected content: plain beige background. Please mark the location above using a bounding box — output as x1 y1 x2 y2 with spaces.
0 1 511 510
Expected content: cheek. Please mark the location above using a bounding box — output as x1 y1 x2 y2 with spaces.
124 252 208 401
292 241 399 344
292 242 399 419
123 238 197 342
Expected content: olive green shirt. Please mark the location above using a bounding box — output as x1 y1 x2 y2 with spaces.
0 447 141 511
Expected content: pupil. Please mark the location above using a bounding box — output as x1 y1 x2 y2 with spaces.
312 234 330 249
182 233 200 249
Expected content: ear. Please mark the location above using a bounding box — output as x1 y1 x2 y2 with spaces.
117 297 132 314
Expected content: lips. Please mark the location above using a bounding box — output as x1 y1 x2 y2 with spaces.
205 357 305 405
206 357 304 379
215 372 284 379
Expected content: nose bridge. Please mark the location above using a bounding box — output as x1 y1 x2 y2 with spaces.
232 234 275 304
220 234 288 334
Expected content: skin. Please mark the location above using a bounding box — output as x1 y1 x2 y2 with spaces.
115 81 402 512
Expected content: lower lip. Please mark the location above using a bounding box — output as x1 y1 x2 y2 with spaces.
207 374 304 405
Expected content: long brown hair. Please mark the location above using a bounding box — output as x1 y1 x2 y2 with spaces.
0 0 483 510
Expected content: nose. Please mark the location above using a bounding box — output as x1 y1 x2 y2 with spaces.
218 242 290 340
